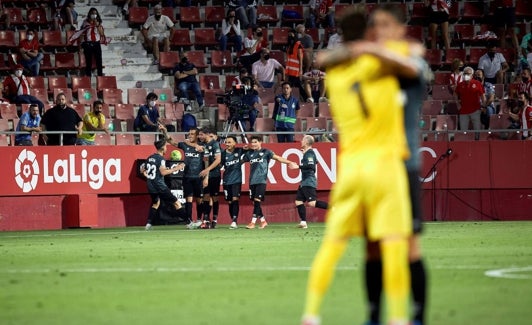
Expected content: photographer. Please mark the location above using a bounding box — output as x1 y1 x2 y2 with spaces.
225 77 260 132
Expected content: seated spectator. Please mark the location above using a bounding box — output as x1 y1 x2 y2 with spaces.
449 58 463 94
40 92 83 146
455 66 486 139
15 104 41 146
516 68 532 98
238 76 260 131
234 67 249 87
142 4 175 65
239 27 267 74
220 9 242 52
326 27 342 50
309 0 334 29
252 48 285 89
0 3 11 30
478 42 510 84
60 0 78 30
2 64 44 114
76 100 109 145
519 92 532 139
134 92 161 132
18 29 44 77
474 69 496 129
302 61 327 103
426 0 450 50
507 98 521 129
295 24 314 72
229 0 257 29
173 52 204 108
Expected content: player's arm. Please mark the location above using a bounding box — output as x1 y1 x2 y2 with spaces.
160 162 184 176
199 153 221 178
272 153 298 169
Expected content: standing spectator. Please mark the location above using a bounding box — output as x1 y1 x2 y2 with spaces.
242 136 298 229
286 29 304 99
448 58 463 94
40 92 83 146
76 100 109 145
491 0 519 56
220 9 242 52
302 61 327 103
121 0 138 15
478 42 510 84
520 92 532 139
272 81 300 143
229 0 257 29
15 104 41 146
134 92 161 132
221 135 246 229
142 4 175 65
2 64 44 114
60 0 78 31
326 27 342 50
142 139 186 231
239 76 260 131
198 127 222 229
18 29 44 77
239 27 267 74
252 48 285 89
309 0 334 29
474 69 496 129
173 51 204 108
520 31 532 65
455 67 486 138
0 3 11 30
295 24 314 73
79 7 106 77
426 0 450 50
294 134 328 229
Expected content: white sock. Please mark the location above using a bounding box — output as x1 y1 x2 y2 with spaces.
251 217 257 224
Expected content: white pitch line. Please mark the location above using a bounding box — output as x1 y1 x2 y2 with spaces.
484 266 532 279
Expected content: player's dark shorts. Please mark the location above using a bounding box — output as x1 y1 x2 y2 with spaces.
428 10 449 25
493 7 516 27
223 183 242 201
295 186 317 202
249 184 266 201
408 170 423 234
183 177 203 198
150 187 178 205
204 176 221 196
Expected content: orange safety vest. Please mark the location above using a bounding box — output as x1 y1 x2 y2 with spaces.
286 41 302 77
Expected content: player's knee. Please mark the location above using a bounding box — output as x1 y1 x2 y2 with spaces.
408 235 422 261
307 200 316 207
366 240 381 260
152 200 160 209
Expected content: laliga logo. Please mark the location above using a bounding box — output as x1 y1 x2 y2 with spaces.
14 149 121 193
15 149 40 193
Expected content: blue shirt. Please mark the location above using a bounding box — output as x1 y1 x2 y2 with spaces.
16 112 41 142
173 61 198 84
134 104 160 130
272 94 299 129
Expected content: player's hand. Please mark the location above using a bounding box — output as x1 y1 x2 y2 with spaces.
199 169 208 178
288 161 299 170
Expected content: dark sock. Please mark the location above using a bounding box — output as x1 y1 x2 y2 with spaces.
195 202 202 221
203 201 211 221
213 201 219 219
147 207 157 224
253 200 261 217
233 200 239 221
185 202 192 221
297 204 306 221
411 259 427 324
316 200 328 209
365 260 382 324
228 201 234 220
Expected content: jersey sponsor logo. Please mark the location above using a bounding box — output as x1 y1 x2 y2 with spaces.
185 152 201 158
249 157 264 164
14 149 121 193
225 159 240 167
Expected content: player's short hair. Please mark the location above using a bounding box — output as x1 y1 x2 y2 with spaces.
281 81 291 88
226 135 237 142
250 135 262 142
154 139 166 151
339 5 367 42
303 134 315 146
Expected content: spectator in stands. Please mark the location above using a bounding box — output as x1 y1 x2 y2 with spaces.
519 92 532 139
326 27 342 50
295 24 314 73
302 61 327 104
239 26 267 75
18 29 44 77
121 0 138 15
134 92 161 132
15 104 41 146
2 64 44 114
449 58 463 94
474 69 496 129
478 43 510 84
142 4 175 66
173 51 204 108
285 29 304 99
60 0 78 31
309 0 334 29
252 48 285 89
491 0 519 58
239 76 260 131
520 34 532 68
233 67 248 87
76 100 109 145
517 68 532 98
426 0 450 51
229 0 257 29
455 66 486 138
272 81 300 143
79 7 106 77
220 9 242 52
0 3 11 30
40 92 83 146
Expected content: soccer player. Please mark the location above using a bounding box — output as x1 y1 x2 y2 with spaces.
199 127 222 229
242 136 299 229
221 135 247 229
143 139 185 230
295 135 328 229
302 6 413 325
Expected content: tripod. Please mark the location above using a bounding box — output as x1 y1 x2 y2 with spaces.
422 148 453 221
221 115 248 144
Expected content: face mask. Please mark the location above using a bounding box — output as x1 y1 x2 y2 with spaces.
488 52 495 59
256 32 263 37
518 100 525 107
155 15 161 20
91 14 97 19
27 35 34 41
463 74 471 81
474 76 482 82
181 57 188 63
263 54 270 60
297 33 302 38
149 100 156 107
15 70 22 77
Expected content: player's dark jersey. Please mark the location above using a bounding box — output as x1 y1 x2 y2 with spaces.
300 149 317 188
221 148 246 185
178 142 204 178
145 153 167 192
242 148 274 185
204 139 222 177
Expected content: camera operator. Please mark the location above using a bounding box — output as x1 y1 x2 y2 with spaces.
238 77 260 131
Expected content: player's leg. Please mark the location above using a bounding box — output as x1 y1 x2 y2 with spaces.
228 184 241 229
145 193 160 230
364 240 382 325
210 176 221 228
295 186 308 228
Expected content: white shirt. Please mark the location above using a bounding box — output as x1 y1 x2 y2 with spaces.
478 52 507 79
221 19 241 37
327 33 342 50
143 15 174 38
252 59 283 83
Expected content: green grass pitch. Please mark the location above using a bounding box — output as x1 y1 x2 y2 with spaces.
1 221 531 325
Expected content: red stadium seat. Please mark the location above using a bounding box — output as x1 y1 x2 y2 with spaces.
54 52 77 72
71 103 87 117
180 7 202 27
114 103 135 119
71 76 92 94
169 30 192 51
102 88 124 105
193 28 218 50
94 133 112 145
97 76 118 93
204 6 225 27
159 51 179 73
4 8 25 27
272 27 290 49
115 133 136 145
298 102 315 117
154 88 174 104
53 88 74 104
42 30 65 51
162 7 177 23
254 117 275 132
26 76 46 90
425 49 443 69
257 6 279 26
0 30 17 51
186 50 208 70
128 88 148 105
128 7 149 27
199 74 221 91
211 50 236 72
48 76 68 95
77 88 98 105
435 114 457 131
422 100 443 115
0 103 18 119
